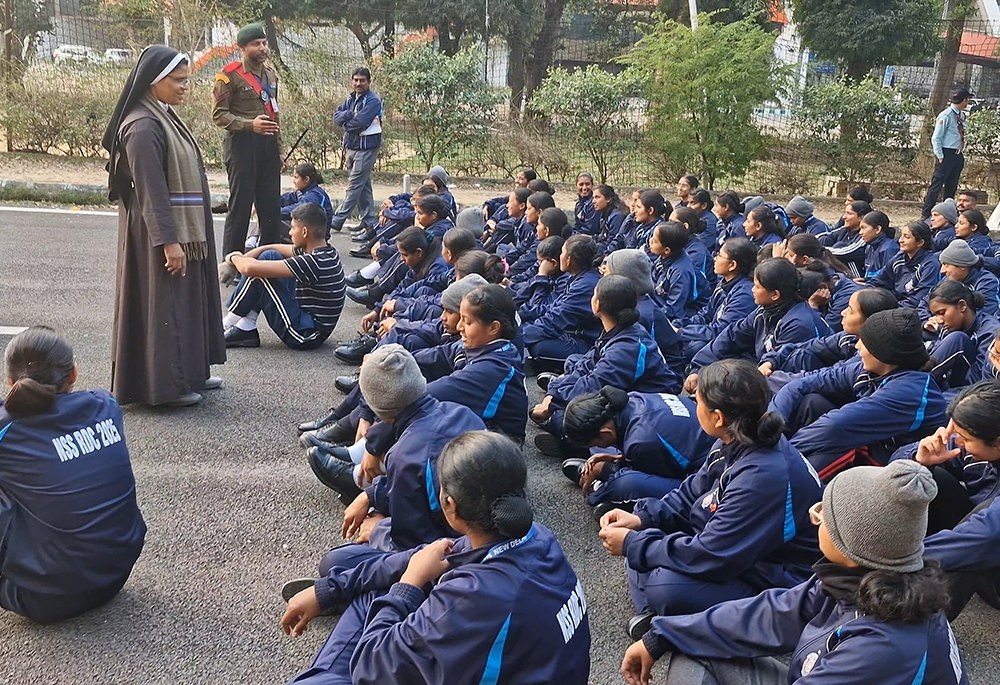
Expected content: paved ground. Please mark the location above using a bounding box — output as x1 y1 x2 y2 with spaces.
0 205 997 684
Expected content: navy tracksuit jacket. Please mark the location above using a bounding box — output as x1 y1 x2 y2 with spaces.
0 391 146 608
379 318 453 353
750 231 783 251
929 311 1000 392
818 273 860 333
926 489 1000 573
932 225 957 252
378 257 451 311
521 269 603 353
690 301 831 371
677 276 756 357
892 441 999 509
651 252 710 321
645 573 968 685
716 213 746 248
414 339 528 441
484 214 524 253
280 183 334 231
867 249 941 309
362 396 485 552
825 229 866 279
694 210 719 252
761 331 858 374
684 234 713 281
597 207 627 254
295 524 590 685
574 195 599 235
863 233 901 281
772 358 947 480
637 294 687 375
483 194 507 220
786 215 830 239
622 437 822 615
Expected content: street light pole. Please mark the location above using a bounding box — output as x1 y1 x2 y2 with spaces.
689 0 698 29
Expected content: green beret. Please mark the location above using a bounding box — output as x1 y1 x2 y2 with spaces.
237 22 266 47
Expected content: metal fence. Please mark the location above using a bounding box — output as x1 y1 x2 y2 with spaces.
4 1 1000 200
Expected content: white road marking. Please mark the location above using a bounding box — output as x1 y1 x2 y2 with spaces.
0 326 28 335
0 206 226 220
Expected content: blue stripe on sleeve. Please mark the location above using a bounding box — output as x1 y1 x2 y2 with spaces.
483 366 517 420
0 422 11 444
425 460 441 512
657 435 690 469
783 484 796 542
910 652 927 685
909 376 931 433
634 342 647 381
478 613 512 685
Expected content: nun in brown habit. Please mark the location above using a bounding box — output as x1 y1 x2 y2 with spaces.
103 45 226 407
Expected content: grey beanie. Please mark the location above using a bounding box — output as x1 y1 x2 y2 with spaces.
440 274 488 313
605 249 655 296
358 344 426 418
743 196 765 213
932 198 958 224
940 239 980 267
785 195 815 219
822 460 938 572
456 206 483 232
428 165 448 186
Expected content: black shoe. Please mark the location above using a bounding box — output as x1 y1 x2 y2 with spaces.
537 372 558 392
298 409 338 433
308 442 353 462
299 416 356 448
346 286 380 309
592 500 618 523
627 611 656 641
351 228 376 243
330 223 344 233
281 578 316 602
349 244 375 258
335 374 359 394
534 433 577 459
224 326 260 348
345 270 374 287
335 334 377 364
562 458 586 486
308 447 363 501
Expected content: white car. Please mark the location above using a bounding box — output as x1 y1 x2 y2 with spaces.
53 45 102 65
104 48 133 66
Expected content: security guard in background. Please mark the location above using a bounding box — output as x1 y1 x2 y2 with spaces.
922 87 971 220
213 22 283 258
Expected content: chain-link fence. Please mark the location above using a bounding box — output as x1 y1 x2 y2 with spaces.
3 1 1000 201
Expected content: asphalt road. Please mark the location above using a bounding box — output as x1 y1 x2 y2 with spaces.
0 205 997 685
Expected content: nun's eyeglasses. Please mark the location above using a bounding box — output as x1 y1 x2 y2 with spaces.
166 76 191 87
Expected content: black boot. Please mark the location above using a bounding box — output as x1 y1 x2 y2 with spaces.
345 270 374 287
307 447 363 503
299 415 356 448
335 374 359 394
346 286 380 309
351 227 376 243
335 334 377 364
298 408 338 433
562 458 586 486
350 242 376 259
534 433 587 459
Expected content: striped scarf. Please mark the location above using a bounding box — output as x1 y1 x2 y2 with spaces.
140 93 208 261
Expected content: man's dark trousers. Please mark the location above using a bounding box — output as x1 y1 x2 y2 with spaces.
921 148 965 218
223 131 282 256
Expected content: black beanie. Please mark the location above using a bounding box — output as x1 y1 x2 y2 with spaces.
859 308 929 369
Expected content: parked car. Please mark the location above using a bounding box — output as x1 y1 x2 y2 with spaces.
104 48 134 66
53 45 102 65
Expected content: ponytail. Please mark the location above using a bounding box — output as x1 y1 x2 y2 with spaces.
564 234 602 270
929 279 986 313
672 206 707 236
4 326 75 417
698 359 784 447
563 386 630 445
595 275 641 327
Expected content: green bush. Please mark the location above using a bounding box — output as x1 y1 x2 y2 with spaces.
965 107 1000 201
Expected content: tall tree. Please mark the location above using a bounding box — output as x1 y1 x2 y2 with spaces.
396 0 484 56
789 0 941 82
926 0 976 135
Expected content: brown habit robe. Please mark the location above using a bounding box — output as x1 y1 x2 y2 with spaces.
111 110 226 405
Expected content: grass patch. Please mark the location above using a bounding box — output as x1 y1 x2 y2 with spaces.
0 185 112 205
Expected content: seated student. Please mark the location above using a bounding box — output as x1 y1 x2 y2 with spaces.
631 190 670 255
574 171 599 235
594 184 628 254
521 234 603 364
607 189 652 253
675 173 698 207
531 275 683 452
772 308 947 481
925 239 1000 323
827 185 874 232
482 167 535 222
867 221 941 309
759 288 898 378
379 273 487 355
927 280 1000 390
929 199 958 252
784 195 829 238
743 196 792 235
823 200 871 279
669 206 713 279
779 233 860 333
649 221 710 320
500 192 555 275
893 380 1000 538
281 432 591 685
624 459 967 685
675 238 757 362
560 387 716 518
349 183 437 262
280 162 333 236
742 205 785 250
309 346 485 558
482 187 529 253
0 327 146 623
603 249 686 376
423 166 457 219
956 208 993 255
859 210 898 283
685 259 831 390
712 191 747 248
508 207 570 286
511 235 563 305
921 382 1000 618
599 360 822 624
685 188 719 252
224 203 345 350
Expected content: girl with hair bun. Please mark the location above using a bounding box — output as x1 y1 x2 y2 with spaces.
669 206 713 280
649 221 710 320
282 431 591 685
926 279 1000 389
598 359 822 625
531 275 682 456
632 190 671 255
277 162 333 239
685 258 831 393
560 387 716 518
859 210 898 282
593 184 628 254
956 208 992 255
823 199 872 279
743 205 785 250
685 188 720 253
713 191 747 248
868 221 941 309
0 327 146 623
781 233 860 333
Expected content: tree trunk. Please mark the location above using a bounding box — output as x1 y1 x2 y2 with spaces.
381 1 395 57
924 0 972 143
508 39 525 120
348 22 376 65
436 24 462 56
264 16 298 93
524 0 567 101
